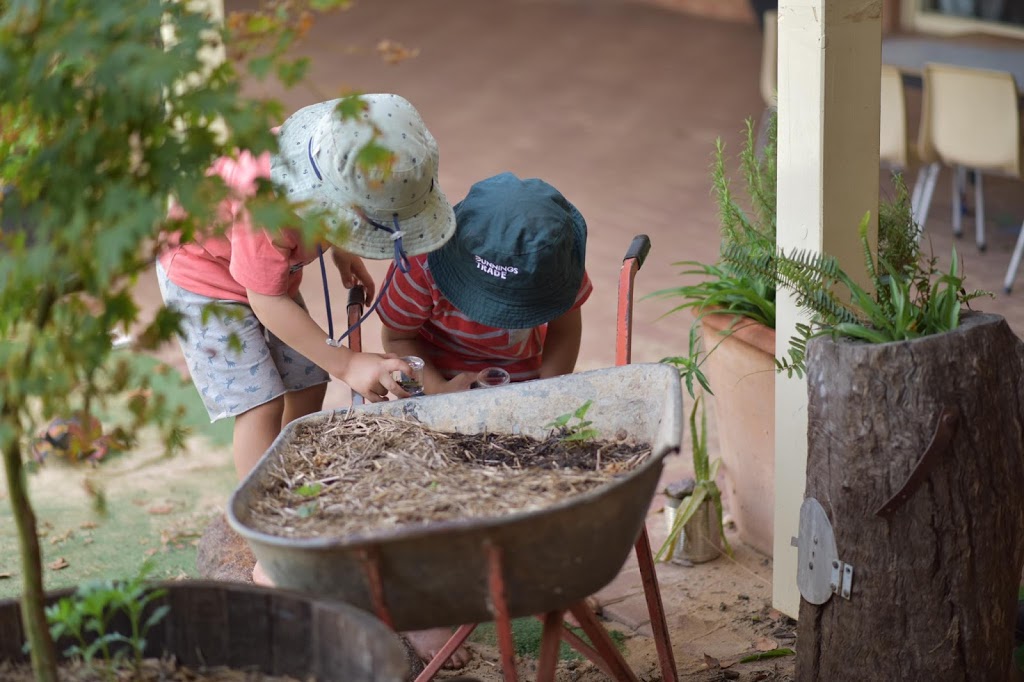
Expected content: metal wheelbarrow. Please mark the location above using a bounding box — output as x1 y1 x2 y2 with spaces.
229 235 682 681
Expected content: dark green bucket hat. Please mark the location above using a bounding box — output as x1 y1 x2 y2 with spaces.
427 172 587 329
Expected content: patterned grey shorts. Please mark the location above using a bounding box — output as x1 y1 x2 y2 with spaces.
156 262 330 422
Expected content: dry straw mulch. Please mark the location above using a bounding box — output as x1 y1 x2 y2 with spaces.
245 412 652 539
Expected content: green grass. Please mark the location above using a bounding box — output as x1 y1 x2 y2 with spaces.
1 352 235 601
469 617 627 661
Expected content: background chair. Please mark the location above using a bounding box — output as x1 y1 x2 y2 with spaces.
879 64 934 236
915 63 1023 269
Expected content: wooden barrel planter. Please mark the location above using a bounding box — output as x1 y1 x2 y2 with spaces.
0 580 408 682
795 313 1024 681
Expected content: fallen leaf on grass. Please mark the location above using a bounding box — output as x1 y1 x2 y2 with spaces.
47 558 69 571
0 572 12 580
740 648 795 664
49 529 74 545
147 504 175 515
79 521 98 530
754 637 778 652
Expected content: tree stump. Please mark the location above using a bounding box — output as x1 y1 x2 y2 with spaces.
796 313 1024 681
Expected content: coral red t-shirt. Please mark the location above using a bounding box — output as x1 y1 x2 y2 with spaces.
376 254 593 380
158 150 318 303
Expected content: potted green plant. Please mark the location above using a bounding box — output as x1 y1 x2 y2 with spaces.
650 111 919 557
657 395 731 564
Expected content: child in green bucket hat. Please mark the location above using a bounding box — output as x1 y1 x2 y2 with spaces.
377 172 592 393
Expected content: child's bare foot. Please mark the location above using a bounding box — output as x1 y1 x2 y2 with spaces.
403 628 472 669
252 560 274 586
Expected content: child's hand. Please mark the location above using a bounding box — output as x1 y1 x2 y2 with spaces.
429 372 476 395
331 249 376 301
335 352 409 403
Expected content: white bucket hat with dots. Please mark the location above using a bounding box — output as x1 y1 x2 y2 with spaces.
271 94 456 259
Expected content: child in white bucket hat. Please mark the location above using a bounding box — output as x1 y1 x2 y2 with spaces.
157 94 455 479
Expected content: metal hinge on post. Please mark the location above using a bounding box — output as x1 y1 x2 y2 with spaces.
791 498 854 605
829 559 854 600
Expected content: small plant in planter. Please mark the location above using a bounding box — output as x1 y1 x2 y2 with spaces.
656 395 731 563
728 210 987 375
653 114 778 397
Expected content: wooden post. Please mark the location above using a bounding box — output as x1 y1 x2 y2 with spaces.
796 313 1024 680
773 0 882 616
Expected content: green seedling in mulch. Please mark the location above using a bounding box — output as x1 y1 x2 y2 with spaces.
547 400 599 442
295 482 322 497
296 501 319 518
44 560 169 679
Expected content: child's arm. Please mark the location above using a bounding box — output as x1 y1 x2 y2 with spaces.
539 307 583 379
380 326 476 394
248 290 408 402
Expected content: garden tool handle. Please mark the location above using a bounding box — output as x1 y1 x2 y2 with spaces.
623 234 651 270
346 285 365 406
616 234 651 367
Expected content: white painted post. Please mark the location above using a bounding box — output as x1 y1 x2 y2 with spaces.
772 0 882 617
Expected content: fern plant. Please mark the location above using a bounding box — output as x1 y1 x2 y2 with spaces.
723 212 990 376
650 109 941 395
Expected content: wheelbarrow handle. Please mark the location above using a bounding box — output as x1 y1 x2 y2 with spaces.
623 234 651 270
616 234 651 367
347 284 366 309
346 285 365 406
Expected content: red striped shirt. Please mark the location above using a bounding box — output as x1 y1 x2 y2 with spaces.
376 255 593 380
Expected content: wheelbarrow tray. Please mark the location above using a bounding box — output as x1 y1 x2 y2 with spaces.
228 363 682 631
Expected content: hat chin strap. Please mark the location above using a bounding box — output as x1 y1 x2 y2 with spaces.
309 136 412 347
318 214 410 348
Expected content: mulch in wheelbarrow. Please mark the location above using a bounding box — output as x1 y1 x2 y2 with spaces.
245 412 651 539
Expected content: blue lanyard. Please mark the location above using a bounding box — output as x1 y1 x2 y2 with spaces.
309 137 410 347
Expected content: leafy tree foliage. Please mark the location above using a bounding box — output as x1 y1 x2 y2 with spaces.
0 0 350 678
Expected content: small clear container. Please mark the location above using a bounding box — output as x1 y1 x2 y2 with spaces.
472 367 511 389
392 356 425 396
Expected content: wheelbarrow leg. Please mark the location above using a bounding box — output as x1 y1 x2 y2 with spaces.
487 543 519 682
414 624 478 682
635 530 679 682
617 235 679 682
567 601 640 682
536 611 564 682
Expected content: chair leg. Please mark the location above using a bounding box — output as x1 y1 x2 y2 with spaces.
951 165 964 238
910 165 929 227
1004 219 1024 294
915 163 941 242
974 171 986 252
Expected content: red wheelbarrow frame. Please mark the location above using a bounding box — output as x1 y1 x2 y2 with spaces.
356 234 677 682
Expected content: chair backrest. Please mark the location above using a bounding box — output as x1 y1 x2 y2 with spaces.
760 10 778 107
918 63 1021 178
880 65 909 169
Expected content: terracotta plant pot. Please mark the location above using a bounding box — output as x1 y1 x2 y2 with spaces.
0 580 407 682
698 310 776 557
